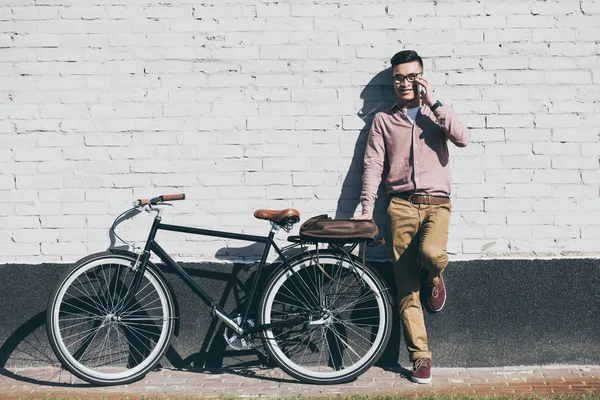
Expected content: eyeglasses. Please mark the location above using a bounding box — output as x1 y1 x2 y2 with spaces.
392 72 423 85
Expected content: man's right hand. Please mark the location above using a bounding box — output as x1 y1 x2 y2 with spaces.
352 214 373 220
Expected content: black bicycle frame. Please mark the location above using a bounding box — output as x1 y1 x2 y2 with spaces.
120 212 308 335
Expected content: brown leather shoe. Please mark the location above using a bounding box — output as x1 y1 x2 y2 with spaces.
410 358 432 384
427 275 446 313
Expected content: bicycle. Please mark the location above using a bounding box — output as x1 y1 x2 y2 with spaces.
46 194 393 385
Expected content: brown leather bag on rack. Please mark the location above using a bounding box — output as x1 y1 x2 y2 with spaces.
299 214 384 245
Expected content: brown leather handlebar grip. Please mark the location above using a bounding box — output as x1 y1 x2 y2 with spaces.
162 193 186 201
135 194 185 207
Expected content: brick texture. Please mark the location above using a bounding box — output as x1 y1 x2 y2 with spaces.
0 366 599 398
1 0 599 262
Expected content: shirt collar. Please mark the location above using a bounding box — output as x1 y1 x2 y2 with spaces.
390 101 426 114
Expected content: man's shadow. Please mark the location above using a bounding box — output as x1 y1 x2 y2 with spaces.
334 67 397 221
334 68 408 372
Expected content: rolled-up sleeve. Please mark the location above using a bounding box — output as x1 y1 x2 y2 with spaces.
433 105 470 147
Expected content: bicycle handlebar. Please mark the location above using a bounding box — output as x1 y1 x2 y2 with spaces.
135 193 186 207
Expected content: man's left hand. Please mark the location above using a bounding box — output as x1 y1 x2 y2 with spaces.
416 76 436 108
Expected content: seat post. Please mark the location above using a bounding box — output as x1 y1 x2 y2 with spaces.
270 221 281 234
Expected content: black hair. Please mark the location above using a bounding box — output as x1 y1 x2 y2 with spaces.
390 50 423 68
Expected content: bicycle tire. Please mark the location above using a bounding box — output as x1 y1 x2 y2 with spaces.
46 252 175 385
257 250 392 384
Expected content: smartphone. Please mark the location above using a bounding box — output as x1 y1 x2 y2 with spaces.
417 82 426 96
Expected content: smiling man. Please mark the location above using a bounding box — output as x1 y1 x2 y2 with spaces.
355 50 470 383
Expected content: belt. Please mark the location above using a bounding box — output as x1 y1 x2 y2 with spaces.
393 192 450 205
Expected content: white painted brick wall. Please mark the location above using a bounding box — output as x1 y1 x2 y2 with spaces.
1 0 599 263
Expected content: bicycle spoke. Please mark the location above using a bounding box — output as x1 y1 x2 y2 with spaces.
72 322 107 365
304 263 321 306
324 326 340 371
121 322 161 342
330 322 347 369
121 324 157 354
66 280 107 315
98 265 112 311
296 327 320 364
327 323 356 367
117 282 155 316
122 305 165 317
110 267 152 315
120 315 171 321
272 326 319 355
118 320 165 328
60 317 104 332
284 277 319 313
340 305 382 313
62 323 104 343
272 291 312 310
120 297 162 318
260 253 391 382
117 325 153 364
58 314 105 322
81 326 110 367
81 272 109 314
326 323 361 359
275 285 316 314
50 257 174 383
110 263 123 312
113 323 128 366
331 316 376 351
330 290 378 316
327 266 362 307
59 301 106 320
317 326 327 371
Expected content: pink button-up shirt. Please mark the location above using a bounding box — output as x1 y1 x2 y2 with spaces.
361 102 470 216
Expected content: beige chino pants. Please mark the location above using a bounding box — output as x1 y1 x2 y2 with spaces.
387 196 452 361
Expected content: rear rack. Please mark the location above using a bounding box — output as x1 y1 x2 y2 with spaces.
287 235 384 246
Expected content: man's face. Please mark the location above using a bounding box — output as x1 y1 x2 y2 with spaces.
392 60 423 103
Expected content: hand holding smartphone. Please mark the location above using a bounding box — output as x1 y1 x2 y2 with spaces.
415 76 435 107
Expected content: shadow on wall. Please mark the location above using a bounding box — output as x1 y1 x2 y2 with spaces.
332 67 404 366
0 262 269 386
176 67 401 262
334 67 397 258
0 69 407 385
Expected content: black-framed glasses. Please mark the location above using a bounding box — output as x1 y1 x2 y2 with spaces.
392 72 423 85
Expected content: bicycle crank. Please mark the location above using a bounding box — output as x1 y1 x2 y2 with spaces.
223 316 263 353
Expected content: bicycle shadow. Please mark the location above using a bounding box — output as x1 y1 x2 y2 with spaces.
106 208 270 370
0 214 279 387
0 311 94 388
1 69 409 387
0 261 275 386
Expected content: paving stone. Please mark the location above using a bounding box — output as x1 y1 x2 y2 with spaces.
0 366 598 398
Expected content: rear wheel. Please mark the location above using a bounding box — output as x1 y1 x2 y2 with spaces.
258 251 392 384
46 252 175 385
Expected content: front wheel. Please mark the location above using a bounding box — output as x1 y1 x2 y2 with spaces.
46 252 175 385
258 250 392 384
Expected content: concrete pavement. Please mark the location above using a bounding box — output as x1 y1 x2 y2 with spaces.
1 365 599 399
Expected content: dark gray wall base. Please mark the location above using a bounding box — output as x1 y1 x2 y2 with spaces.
1 258 599 372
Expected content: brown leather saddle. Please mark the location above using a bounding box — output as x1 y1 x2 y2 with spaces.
254 208 300 225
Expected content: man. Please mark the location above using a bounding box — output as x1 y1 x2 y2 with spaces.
354 50 470 383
